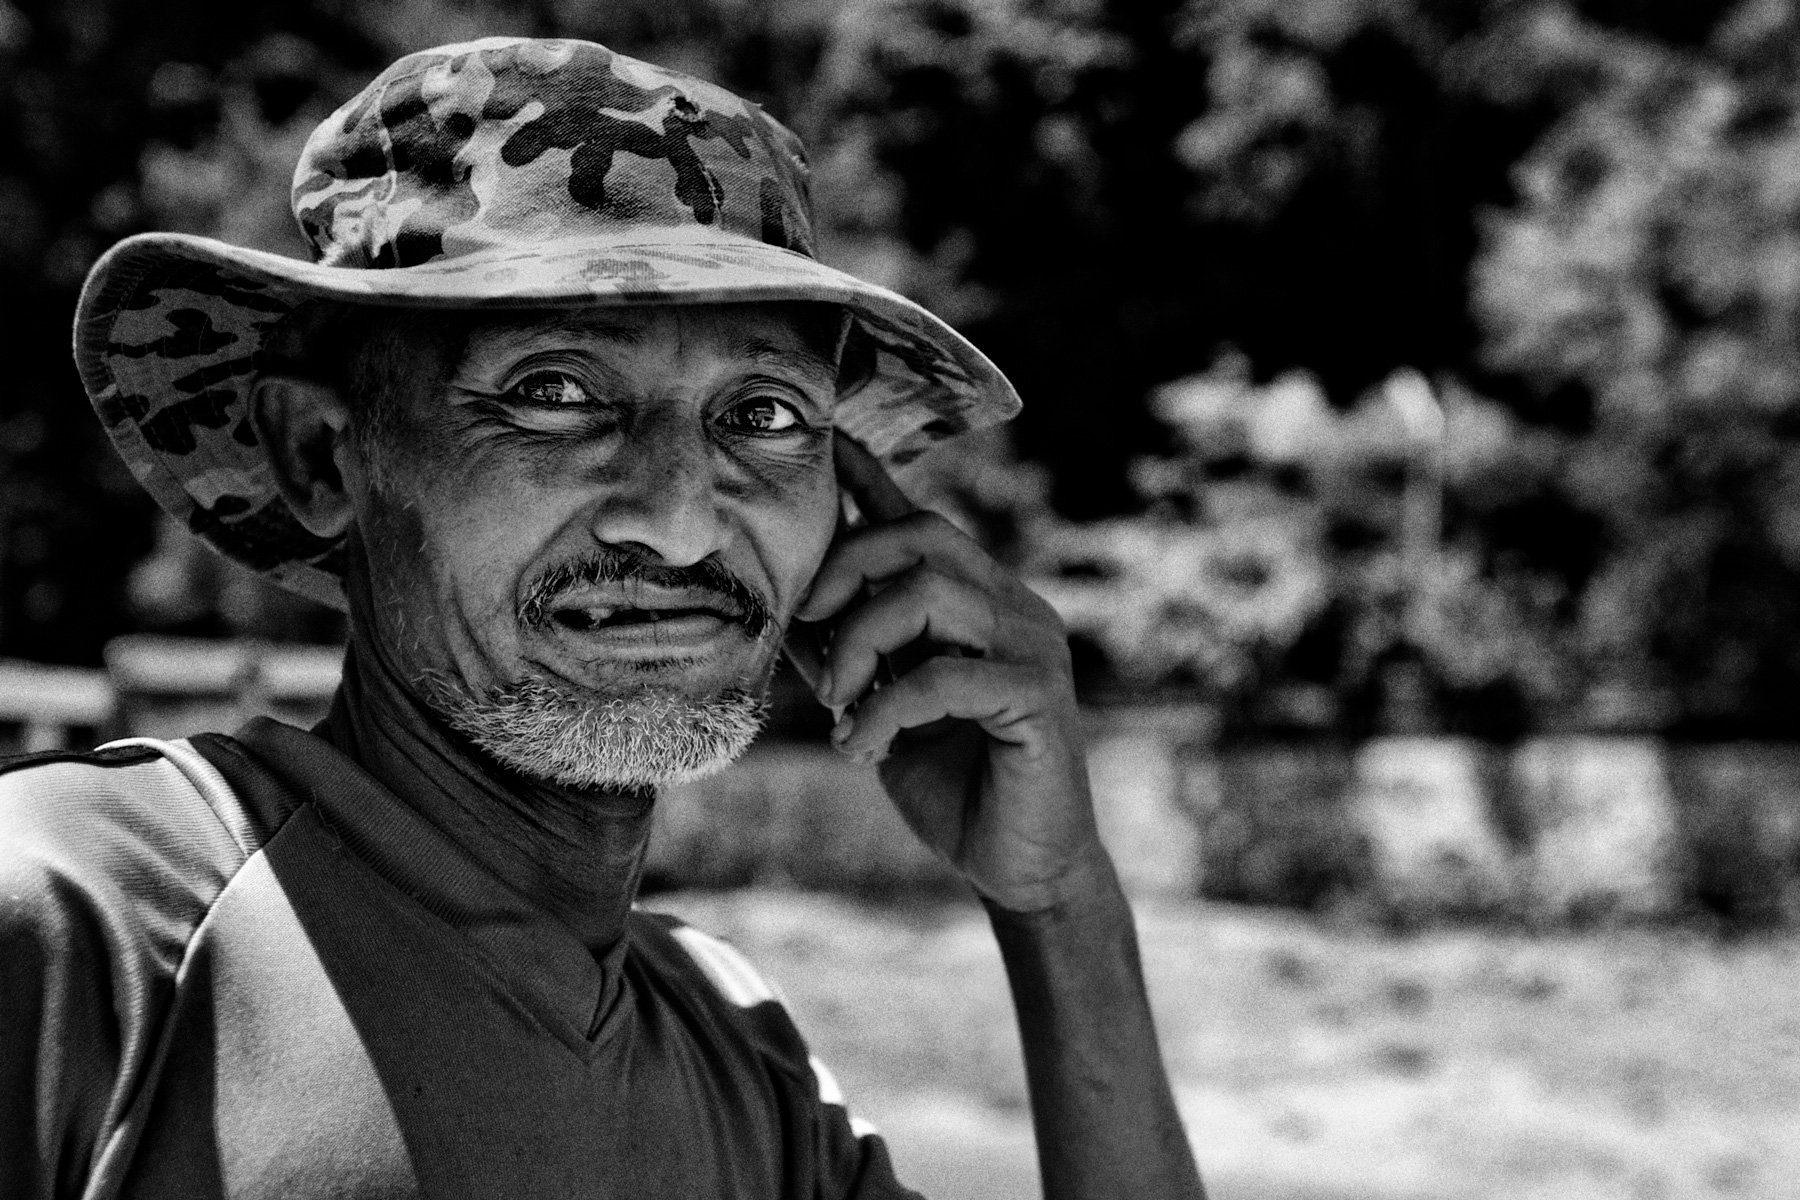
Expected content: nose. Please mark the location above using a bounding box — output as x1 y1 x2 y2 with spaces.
585 415 725 567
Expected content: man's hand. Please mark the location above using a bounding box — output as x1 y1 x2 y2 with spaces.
788 434 1106 913
788 433 1206 1200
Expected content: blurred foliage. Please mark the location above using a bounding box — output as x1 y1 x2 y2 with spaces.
825 0 1800 735
3 0 1799 738
1022 360 1585 732
1471 0 1800 736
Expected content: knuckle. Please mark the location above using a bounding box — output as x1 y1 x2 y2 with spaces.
896 561 935 594
916 654 963 688
912 567 960 609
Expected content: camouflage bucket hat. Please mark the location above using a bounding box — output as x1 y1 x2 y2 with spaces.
73 36 1021 611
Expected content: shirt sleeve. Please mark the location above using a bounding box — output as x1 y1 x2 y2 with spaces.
660 918 928 1200
0 821 122 1200
800 1048 924 1200
0 748 249 1200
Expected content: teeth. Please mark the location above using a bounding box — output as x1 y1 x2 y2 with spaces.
554 604 727 631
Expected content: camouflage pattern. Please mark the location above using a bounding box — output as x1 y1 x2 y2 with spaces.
73 37 1020 611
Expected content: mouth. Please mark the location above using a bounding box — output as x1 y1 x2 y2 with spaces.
549 602 740 633
517 554 773 664
528 585 759 661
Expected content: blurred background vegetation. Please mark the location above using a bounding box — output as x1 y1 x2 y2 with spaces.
5 0 1800 740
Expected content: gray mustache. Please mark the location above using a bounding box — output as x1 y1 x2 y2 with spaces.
518 550 774 639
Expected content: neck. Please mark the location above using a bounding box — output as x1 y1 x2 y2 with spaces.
321 620 654 960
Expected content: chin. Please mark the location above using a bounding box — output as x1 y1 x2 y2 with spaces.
427 658 777 792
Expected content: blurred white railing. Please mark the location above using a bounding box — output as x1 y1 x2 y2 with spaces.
0 660 116 752
0 636 342 751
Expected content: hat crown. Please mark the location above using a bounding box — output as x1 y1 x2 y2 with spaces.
291 37 817 270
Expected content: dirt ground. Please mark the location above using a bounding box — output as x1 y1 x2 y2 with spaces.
645 889 1800 1200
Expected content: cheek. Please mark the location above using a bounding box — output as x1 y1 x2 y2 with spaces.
730 454 839 610
357 443 565 639
427 479 566 609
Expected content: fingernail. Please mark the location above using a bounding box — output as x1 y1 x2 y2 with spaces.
830 714 854 746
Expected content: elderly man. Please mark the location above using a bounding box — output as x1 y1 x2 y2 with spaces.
2 36 1203 1200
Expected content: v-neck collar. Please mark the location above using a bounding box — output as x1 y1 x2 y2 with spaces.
232 716 629 1052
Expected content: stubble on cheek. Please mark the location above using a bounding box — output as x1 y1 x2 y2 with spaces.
352 439 516 697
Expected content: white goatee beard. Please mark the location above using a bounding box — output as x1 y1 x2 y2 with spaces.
425 673 769 792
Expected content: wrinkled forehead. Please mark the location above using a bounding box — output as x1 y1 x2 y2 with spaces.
458 301 845 379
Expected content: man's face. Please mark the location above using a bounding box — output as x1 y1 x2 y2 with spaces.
347 302 843 786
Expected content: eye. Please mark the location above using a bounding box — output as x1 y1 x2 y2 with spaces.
720 395 805 433
510 371 592 407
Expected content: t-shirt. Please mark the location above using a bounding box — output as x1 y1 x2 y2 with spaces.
0 718 920 1199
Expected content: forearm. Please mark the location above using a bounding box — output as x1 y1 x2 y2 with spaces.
986 855 1205 1200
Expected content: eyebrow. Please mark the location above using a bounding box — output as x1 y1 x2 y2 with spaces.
463 316 838 382
476 315 649 352
731 333 836 381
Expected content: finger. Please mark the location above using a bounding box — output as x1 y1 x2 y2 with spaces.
835 431 916 523
831 657 1054 761
782 618 829 694
822 566 995 706
796 510 994 623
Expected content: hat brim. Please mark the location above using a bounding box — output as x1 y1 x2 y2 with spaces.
74 231 1020 611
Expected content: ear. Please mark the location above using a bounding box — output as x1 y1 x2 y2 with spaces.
250 375 359 539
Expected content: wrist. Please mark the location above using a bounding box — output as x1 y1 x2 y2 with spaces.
978 840 1127 924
